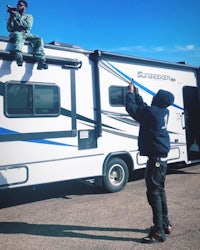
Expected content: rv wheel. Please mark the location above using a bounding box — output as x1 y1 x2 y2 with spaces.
103 157 129 193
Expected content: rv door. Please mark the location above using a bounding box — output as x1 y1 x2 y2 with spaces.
183 86 200 161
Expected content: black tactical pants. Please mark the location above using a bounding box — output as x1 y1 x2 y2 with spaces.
145 158 171 241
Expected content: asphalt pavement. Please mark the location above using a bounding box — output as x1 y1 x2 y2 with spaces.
0 163 200 250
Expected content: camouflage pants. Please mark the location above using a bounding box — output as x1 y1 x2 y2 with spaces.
10 31 45 63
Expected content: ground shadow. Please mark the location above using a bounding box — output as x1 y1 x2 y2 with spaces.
0 221 146 243
0 179 103 209
167 162 200 175
0 163 198 209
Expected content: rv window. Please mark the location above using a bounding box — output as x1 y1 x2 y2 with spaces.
34 85 59 114
109 86 128 107
5 83 60 117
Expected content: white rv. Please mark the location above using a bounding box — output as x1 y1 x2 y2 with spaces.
0 36 200 192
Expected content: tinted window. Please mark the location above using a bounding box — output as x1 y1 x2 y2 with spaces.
5 82 60 117
7 84 33 114
34 85 59 114
109 86 128 106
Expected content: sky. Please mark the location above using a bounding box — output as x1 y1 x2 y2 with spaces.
0 0 199 66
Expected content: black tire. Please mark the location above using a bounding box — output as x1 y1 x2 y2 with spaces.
103 157 129 193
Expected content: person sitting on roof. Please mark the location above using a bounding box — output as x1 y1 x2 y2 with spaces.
7 0 48 70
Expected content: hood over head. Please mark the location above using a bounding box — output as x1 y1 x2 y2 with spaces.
151 89 174 108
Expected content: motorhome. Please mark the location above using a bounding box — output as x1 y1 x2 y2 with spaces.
0 36 200 192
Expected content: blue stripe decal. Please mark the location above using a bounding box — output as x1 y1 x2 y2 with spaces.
0 127 77 147
26 139 75 146
0 127 16 135
106 61 184 111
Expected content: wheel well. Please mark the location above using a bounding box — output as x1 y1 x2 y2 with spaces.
103 152 134 177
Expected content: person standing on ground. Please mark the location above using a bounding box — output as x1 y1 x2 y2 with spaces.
125 79 174 243
7 0 48 70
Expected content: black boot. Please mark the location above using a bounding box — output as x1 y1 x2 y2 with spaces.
17 58 23 67
37 60 48 70
15 52 23 67
142 227 165 243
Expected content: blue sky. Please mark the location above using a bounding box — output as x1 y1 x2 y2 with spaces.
0 0 199 66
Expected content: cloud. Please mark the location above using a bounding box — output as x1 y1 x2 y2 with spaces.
108 45 149 53
175 44 196 51
102 44 200 65
106 44 199 54
154 46 165 52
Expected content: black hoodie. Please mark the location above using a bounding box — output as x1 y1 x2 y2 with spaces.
126 89 174 157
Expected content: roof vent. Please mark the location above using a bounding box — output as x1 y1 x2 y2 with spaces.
49 41 80 49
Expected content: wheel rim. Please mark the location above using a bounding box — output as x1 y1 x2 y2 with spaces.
108 164 125 187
